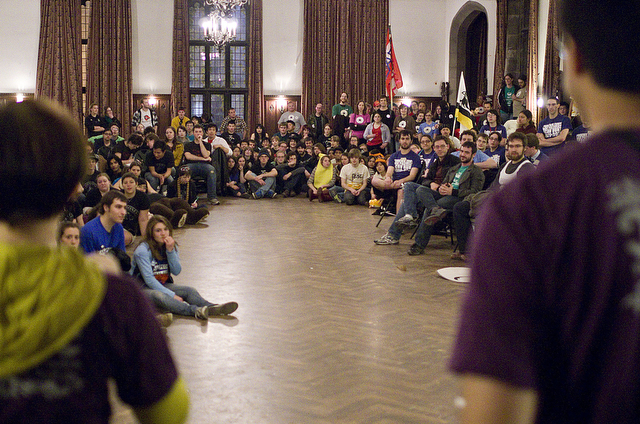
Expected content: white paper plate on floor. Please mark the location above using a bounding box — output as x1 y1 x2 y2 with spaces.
437 267 471 283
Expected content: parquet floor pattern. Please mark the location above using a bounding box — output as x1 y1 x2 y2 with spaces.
111 196 468 424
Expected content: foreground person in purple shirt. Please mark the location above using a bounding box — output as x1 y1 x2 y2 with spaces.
449 1 640 422
0 99 188 423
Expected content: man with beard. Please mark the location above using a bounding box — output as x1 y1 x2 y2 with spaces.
375 140 483 255
451 132 535 261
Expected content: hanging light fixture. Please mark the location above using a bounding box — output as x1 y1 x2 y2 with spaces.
202 0 248 50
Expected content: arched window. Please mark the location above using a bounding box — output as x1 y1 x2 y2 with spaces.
189 1 249 123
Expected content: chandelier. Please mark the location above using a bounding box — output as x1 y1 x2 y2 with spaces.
202 0 249 50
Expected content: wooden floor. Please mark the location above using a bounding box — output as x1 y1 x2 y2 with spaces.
112 195 468 424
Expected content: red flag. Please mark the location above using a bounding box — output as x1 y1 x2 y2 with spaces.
385 25 403 98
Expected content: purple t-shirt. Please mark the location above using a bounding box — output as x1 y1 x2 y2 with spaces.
0 274 178 423
537 114 572 156
388 150 421 181
450 131 640 423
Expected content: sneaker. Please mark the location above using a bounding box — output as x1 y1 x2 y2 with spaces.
331 191 342 203
424 206 448 226
283 189 290 198
253 191 263 199
266 190 277 198
240 193 251 199
208 198 220 206
205 302 239 317
374 233 400 245
195 306 209 320
396 214 416 231
451 252 468 261
407 243 425 256
155 312 173 327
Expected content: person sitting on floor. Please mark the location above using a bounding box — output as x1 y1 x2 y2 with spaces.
337 148 370 206
278 152 307 197
307 154 336 202
131 215 238 320
245 149 278 199
81 190 127 254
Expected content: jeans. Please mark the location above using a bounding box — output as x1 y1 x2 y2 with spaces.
282 173 306 193
186 162 217 200
145 172 174 192
343 187 369 205
453 200 472 254
143 283 214 316
249 176 275 195
402 182 461 218
388 201 436 248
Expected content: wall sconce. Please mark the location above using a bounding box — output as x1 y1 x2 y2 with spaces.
537 97 544 108
277 96 287 114
16 93 24 103
402 97 412 107
148 96 157 107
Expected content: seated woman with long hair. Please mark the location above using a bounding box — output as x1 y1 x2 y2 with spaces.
106 155 125 184
132 215 238 320
250 124 269 144
225 156 249 198
165 126 184 167
307 154 336 202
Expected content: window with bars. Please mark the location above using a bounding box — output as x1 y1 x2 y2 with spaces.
189 1 249 125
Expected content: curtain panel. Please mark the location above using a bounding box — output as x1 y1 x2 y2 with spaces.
492 0 507 107
247 0 264 135
302 0 388 119
36 0 83 123
86 0 133 135
542 0 560 109
527 0 539 124
172 0 191 118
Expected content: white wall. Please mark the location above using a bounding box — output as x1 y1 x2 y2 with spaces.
445 0 496 95
262 0 303 94
0 0 40 93
389 0 447 97
132 0 175 94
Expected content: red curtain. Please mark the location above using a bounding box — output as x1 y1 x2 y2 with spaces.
302 0 388 118
86 0 133 135
492 0 507 107
35 0 83 123
247 0 264 134
172 0 191 118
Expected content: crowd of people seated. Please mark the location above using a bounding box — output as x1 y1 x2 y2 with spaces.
66 85 587 280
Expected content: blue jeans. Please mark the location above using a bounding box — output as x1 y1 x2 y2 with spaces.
249 176 275 196
143 283 214 316
388 201 436 248
402 182 461 217
145 172 174 192
186 162 217 200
